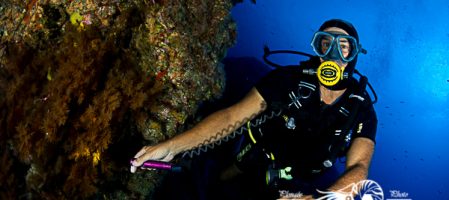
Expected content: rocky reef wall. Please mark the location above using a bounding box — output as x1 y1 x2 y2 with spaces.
0 0 236 198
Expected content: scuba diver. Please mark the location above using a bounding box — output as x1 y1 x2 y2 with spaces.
131 19 378 199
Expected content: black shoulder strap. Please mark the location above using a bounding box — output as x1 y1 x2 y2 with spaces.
326 75 368 166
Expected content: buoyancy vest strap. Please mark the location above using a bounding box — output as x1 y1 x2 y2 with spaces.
247 121 276 161
247 121 257 144
326 75 368 167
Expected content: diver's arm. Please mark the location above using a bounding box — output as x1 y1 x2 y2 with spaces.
167 87 266 155
326 137 375 194
131 88 266 169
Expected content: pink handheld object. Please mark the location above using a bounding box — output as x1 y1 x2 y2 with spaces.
130 159 182 172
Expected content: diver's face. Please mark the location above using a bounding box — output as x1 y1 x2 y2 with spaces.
319 27 350 69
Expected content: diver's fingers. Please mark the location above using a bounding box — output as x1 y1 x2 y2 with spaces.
133 146 163 166
134 146 150 159
131 149 148 167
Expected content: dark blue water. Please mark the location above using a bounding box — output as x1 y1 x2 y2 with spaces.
226 0 449 199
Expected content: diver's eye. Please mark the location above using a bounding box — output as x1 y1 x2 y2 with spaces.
339 40 351 57
340 44 350 57
321 40 331 53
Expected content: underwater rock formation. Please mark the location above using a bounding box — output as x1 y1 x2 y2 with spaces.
0 0 236 198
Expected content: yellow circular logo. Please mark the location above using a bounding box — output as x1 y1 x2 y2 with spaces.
317 61 342 86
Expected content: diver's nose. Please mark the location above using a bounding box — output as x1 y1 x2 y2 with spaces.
324 57 344 67
332 59 345 67
326 45 341 60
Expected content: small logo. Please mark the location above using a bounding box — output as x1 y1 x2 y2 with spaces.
387 190 411 200
316 180 384 200
278 190 304 199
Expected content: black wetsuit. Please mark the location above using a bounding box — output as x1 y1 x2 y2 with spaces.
234 63 377 196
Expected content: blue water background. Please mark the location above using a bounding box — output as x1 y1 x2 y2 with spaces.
226 0 449 199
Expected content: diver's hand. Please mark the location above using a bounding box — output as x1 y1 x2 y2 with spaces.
130 142 175 173
300 195 315 200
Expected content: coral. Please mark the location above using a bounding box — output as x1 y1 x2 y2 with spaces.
0 0 236 198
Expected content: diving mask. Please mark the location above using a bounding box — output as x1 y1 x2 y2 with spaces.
311 31 361 63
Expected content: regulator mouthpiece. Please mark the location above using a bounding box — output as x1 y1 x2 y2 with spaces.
317 61 348 87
